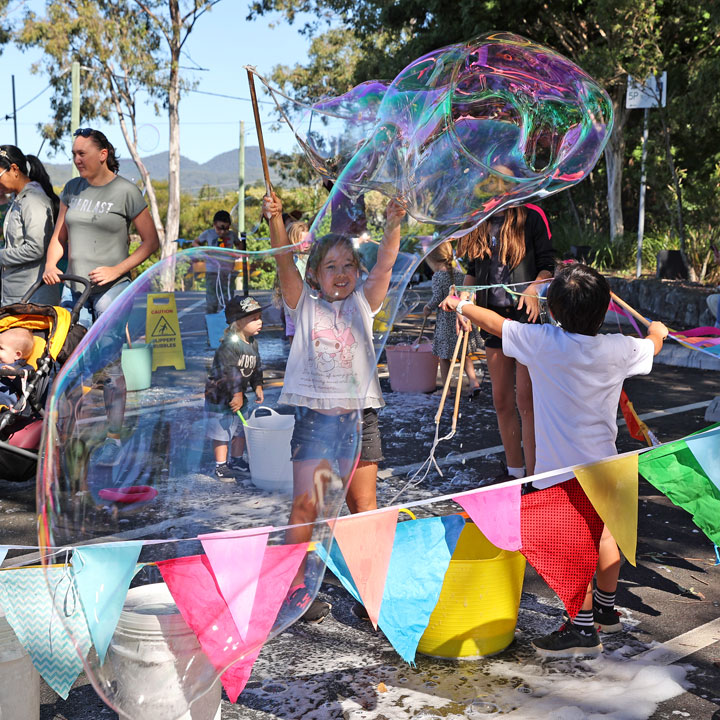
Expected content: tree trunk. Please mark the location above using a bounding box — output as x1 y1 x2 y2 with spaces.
604 92 629 244
160 0 182 291
114 100 166 247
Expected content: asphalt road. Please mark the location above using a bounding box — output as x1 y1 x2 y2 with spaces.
0 289 718 720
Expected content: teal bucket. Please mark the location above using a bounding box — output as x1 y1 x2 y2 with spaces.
121 344 152 392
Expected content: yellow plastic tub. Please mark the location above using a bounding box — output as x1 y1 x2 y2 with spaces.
417 522 526 659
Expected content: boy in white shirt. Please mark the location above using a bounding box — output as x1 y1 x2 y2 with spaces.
442 262 668 656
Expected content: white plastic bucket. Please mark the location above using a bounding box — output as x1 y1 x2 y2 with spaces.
0 605 40 720
106 583 221 720
121 344 152 392
243 406 295 493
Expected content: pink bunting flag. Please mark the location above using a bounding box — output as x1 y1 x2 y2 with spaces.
330 509 398 628
157 542 307 702
199 526 273 641
453 484 522 551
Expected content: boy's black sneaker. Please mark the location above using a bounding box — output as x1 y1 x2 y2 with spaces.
532 623 602 658
214 463 237 482
227 457 250 473
594 604 623 633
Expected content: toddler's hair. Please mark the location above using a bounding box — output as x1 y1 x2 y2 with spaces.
305 233 363 291
1 327 35 360
287 221 309 247
426 242 454 272
546 263 610 336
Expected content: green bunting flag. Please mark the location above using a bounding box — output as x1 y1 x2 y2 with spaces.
638 427 720 546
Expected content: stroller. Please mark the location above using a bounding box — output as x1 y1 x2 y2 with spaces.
0 275 90 481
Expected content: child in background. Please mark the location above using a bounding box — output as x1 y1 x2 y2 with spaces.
204 296 265 481
423 242 482 397
280 221 311 344
263 190 405 623
441 263 668 656
0 327 35 408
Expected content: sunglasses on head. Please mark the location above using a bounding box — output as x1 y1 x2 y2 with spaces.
73 128 95 137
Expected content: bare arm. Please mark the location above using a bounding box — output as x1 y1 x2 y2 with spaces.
441 293 506 337
89 207 160 286
363 199 405 312
647 321 668 356
517 269 553 323
263 192 303 309
42 203 69 284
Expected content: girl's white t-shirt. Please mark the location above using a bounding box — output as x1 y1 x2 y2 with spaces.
502 321 655 488
280 283 384 411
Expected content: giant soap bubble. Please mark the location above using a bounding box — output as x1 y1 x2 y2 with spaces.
38 31 612 719
37 248 374 718
257 31 612 350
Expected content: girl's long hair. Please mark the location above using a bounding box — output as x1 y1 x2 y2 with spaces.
426 241 455 272
0 144 60 220
456 206 527 269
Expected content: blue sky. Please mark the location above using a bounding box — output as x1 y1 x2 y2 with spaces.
0 2 321 164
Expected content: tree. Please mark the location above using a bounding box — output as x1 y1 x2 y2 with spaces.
251 0 716 247
20 0 221 270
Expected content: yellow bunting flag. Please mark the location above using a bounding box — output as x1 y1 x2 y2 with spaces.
146 293 185 371
330 509 398 629
575 454 639 566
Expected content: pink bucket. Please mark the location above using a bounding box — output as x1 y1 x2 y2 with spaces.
385 342 438 393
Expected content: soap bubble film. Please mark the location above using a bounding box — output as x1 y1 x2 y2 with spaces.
39 31 612 719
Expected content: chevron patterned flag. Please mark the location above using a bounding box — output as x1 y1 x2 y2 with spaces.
0 567 92 699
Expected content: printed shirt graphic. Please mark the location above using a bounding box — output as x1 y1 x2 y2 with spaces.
281 284 383 410
205 333 263 413
60 175 147 290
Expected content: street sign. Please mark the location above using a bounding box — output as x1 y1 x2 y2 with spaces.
626 72 667 109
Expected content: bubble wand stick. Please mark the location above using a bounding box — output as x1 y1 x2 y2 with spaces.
246 67 273 197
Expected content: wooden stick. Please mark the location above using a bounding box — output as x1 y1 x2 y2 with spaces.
451 330 470 434
416 316 428 345
124 323 132 349
610 292 651 328
434 332 463 424
246 68 273 196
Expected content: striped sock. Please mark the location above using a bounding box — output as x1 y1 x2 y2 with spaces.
572 610 595 635
594 587 616 610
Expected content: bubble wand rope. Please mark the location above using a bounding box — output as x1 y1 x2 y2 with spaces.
388 331 467 503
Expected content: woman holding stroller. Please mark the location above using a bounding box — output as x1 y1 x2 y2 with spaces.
43 128 159 466
0 145 61 306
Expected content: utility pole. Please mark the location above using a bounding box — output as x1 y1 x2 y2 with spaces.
238 120 249 296
11 76 17 146
71 61 80 178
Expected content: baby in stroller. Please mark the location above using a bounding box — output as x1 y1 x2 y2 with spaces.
0 276 89 481
0 327 35 409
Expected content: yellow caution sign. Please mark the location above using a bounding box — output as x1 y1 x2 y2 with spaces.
147 293 185 370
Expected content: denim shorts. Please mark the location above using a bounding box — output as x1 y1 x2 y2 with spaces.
62 280 131 330
290 407 383 463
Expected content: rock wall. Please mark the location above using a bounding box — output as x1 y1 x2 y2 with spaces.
607 277 718 329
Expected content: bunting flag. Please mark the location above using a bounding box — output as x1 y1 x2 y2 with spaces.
575 455 639 566
453 484 522 551
71 543 143 664
0 567 92 699
686 432 720 494
157 542 306 702
0 547 7 566
330 510 398 628
320 515 465 663
639 427 720 545
199 526 273 641
520 478 604 618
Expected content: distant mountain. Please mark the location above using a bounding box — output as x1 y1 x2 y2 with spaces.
44 145 282 193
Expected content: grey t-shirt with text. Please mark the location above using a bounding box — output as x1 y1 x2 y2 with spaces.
60 175 147 291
